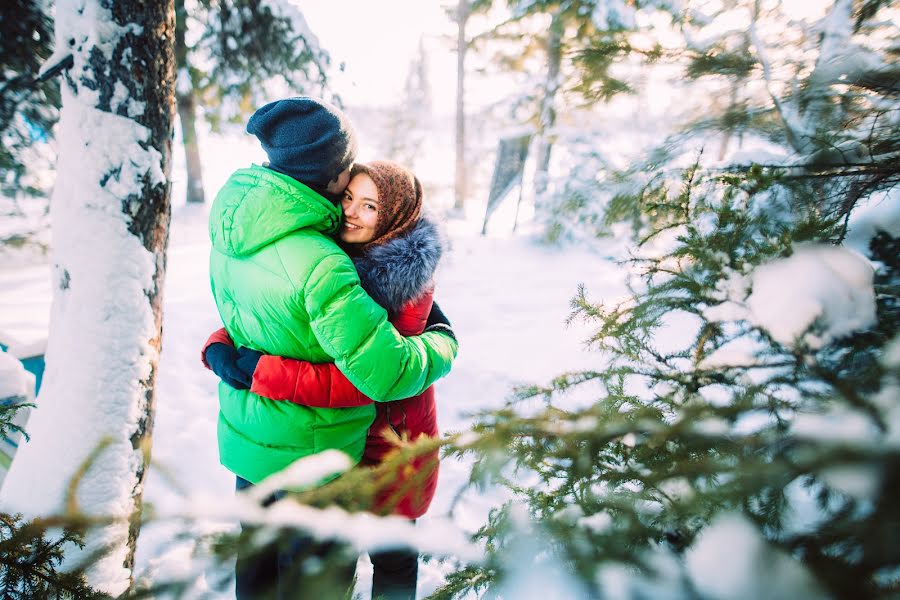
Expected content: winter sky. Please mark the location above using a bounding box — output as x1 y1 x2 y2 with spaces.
299 0 459 113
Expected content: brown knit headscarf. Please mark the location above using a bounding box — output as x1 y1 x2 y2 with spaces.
349 160 423 252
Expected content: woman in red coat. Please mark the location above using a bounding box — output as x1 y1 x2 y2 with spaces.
202 160 449 600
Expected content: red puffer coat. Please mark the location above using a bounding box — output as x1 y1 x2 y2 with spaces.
202 218 444 519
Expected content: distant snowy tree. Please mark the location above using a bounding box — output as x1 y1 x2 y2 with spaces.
435 167 900 599
493 0 600 198
385 39 434 170
447 0 493 211
473 0 680 218
175 0 332 203
0 0 175 595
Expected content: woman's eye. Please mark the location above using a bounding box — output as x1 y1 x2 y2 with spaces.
365 204 377 211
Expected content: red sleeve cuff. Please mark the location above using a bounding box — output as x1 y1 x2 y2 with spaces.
201 327 234 369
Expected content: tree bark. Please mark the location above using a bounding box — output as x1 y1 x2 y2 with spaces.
533 9 563 200
175 0 205 204
453 0 470 211
177 91 205 204
0 0 175 594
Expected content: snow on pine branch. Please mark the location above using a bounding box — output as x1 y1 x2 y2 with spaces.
152 450 480 560
242 449 352 504
704 244 876 349
685 513 827 600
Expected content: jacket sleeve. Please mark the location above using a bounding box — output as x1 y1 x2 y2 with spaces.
393 286 434 337
250 355 372 407
249 287 437 406
302 253 457 402
200 327 234 369
201 324 368 406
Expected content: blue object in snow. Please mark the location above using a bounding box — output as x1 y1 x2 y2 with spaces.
0 342 44 395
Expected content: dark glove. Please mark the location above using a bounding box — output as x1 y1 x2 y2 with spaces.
235 346 263 379
424 301 456 342
204 343 252 390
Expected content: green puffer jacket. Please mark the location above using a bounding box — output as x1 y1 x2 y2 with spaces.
208 165 458 484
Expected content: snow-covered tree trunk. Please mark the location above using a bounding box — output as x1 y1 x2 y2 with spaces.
454 0 470 211
0 0 175 595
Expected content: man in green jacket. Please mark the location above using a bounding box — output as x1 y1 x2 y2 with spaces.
208 97 458 598
209 97 458 483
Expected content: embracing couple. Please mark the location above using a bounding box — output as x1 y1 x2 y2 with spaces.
199 97 459 599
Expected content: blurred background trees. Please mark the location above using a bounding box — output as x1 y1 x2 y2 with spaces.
174 0 335 204
0 0 57 251
0 0 334 229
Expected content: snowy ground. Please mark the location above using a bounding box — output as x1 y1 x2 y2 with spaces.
108 191 629 597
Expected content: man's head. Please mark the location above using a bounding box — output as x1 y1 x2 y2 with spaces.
246 97 358 193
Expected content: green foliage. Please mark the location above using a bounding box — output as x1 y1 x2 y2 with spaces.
685 47 756 80
570 36 636 102
0 513 109 599
0 400 34 444
436 167 900 598
182 0 334 132
0 351 35 446
0 0 59 202
538 0 899 245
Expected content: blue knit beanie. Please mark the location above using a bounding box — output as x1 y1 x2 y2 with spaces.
246 97 358 190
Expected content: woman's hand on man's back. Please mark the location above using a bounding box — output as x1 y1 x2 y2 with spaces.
205 343 253 390
424 301 456 343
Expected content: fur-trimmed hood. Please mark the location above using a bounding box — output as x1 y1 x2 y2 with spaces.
352 217 442 314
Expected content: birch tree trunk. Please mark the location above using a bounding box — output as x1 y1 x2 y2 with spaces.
177 91 205 204
454 0 470 212
532 9 562 200
0 0 175 595
175 0 205 204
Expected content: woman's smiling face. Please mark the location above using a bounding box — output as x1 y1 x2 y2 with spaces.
339 172 380 244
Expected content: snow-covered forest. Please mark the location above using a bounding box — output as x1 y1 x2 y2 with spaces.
0 0 898 598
